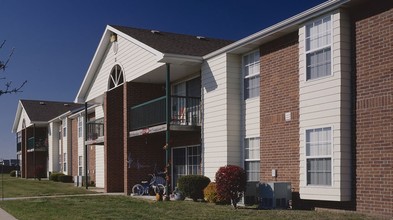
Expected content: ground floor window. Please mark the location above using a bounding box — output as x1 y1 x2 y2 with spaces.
78 156 83 176
244 137 260 181
305 127 332 185
63 153 67 172
172 145 201 188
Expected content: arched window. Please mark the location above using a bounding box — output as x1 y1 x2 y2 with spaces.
108 64 124 90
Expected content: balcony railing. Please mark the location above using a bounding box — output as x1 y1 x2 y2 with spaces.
27 137 48 151
130 95 201 131
17 142 21 152
87 118 104 141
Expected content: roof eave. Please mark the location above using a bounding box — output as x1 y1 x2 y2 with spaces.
158 53 203 65
203 0 351 59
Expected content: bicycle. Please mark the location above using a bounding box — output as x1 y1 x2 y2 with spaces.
131 173 166 196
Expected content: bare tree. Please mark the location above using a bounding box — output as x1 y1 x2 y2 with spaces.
0 40 27 96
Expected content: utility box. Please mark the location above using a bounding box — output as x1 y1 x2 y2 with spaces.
259 182 292 209
239 181 259 206
74 176 83 187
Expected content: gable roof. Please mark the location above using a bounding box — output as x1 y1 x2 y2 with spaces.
20 100 84 122
110 25 234 57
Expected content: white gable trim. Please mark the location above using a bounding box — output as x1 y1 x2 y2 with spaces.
11 100 24 133
75 25 164 103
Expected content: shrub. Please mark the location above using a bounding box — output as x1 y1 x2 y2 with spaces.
178 175 210 201
9 170 16 177
204 182 219 203
215 165 247 208
58 175 74 183
49 172 65 182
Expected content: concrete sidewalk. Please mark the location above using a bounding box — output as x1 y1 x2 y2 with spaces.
0 208 17 220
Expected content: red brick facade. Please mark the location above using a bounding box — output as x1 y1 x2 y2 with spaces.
71 118 78 176
105 85 125 192
351 3 393 217
259 32 300 191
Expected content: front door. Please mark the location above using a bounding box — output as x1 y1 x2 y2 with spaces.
172 145 201 189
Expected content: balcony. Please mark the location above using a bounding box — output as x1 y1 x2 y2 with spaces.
27 137 48 152
86 118 104 145
129 95 201 135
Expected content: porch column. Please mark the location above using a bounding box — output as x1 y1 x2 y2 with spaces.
165 63 171 199
84 102 88 189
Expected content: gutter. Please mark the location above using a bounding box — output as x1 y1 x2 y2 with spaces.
203 0 351 59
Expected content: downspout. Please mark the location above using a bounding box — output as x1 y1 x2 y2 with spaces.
84 102 89 189
165 63 171 199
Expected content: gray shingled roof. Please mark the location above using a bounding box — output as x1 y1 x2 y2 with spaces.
110 25 234 57
21 100 84 122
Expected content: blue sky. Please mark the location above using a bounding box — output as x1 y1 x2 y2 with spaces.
0 0 326 159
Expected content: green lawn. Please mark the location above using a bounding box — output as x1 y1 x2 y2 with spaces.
0 175 96 198
0 176 381 220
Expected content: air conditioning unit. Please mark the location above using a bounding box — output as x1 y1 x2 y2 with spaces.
239 181 259 206
259 182 291 209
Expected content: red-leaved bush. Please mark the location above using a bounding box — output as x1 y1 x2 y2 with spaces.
215 165 247 208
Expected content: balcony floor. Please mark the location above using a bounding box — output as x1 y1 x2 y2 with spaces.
129 123 200 137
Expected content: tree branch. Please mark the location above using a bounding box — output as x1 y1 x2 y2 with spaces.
0 80 27 96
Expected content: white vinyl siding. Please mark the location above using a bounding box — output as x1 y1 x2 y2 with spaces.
202 53 242 180
48 122 60 173
299 10 351 201
86 34 164 102
95 145 105 188
305 16 332 80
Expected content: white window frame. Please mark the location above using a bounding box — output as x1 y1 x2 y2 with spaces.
171 145 201 188
78 117 83 138
304 15 333 81
108 64 124 91
304 126 333 186
62 119 67 137
78 156 83 176
244 137 260 182
63 153 67 172
242 50 260 100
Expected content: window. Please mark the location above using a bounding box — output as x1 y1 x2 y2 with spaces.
173 145 201 188
243 51 260 99
17 132 22 143
108 64 124 90
305 127 332 185
78 117 83 138
63 119 67 137
78 156 83 176
63 153 67 172
244 137 260 181
305 16 332 80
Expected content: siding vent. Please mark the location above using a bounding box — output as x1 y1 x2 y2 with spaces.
39 102 45 105
196 36 206 40
151 30 160 34
64 103 70 107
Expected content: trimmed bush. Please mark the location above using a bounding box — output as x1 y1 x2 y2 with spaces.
204 182 219 203
215 165 247 208
178 175 210 201
9 170 16 177
49 172 65 182
58 175 74 183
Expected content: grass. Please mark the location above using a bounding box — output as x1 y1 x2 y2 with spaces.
0 175 96 198
0 176 382 220
0 196 381 220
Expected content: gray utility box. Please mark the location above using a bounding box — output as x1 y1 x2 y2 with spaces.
259 182 292 209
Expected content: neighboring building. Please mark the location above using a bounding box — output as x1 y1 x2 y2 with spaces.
12 100 83 178
12 0 392 217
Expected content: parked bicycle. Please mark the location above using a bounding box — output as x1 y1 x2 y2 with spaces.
131 173 166 196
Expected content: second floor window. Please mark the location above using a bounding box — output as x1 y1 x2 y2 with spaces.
243 51 260 100
78 117 83 138
305 15 332 80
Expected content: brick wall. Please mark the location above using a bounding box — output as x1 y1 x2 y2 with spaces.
351 2 393 217
259 32 300 190
71 118 78 176
124 81 165 194
105 85 125 192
